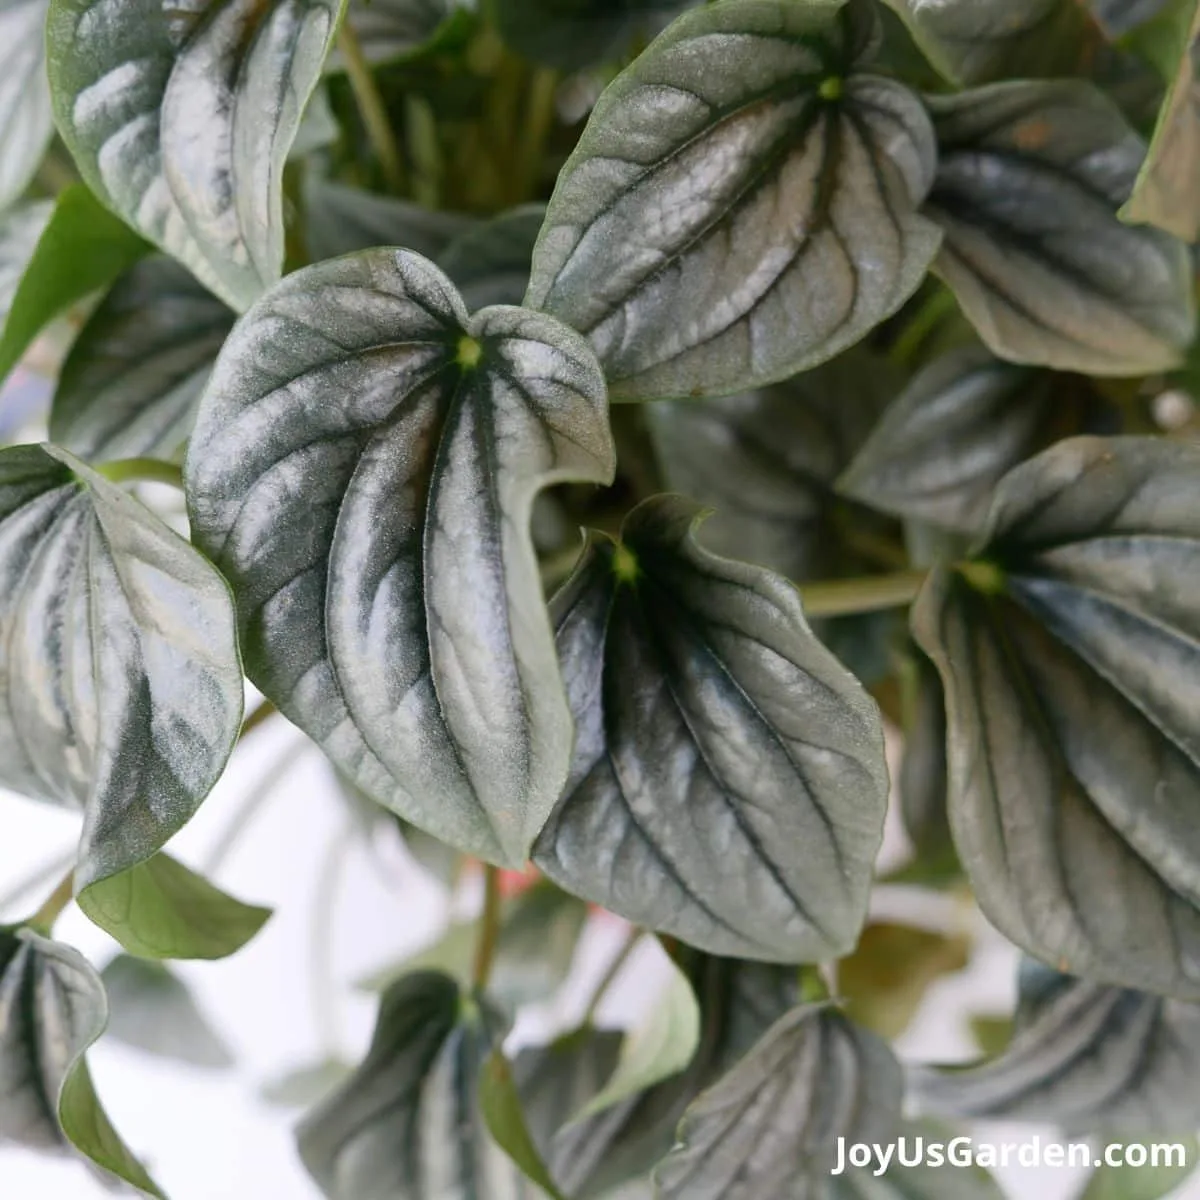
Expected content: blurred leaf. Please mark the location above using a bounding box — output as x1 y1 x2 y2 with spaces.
1079 1140 1199 1200
261 1059 355 1108
968 1014 1013 1057
480 1050 568 1200
0 0 54 210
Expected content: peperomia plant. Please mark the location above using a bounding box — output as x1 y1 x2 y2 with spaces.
3 0 1200 1195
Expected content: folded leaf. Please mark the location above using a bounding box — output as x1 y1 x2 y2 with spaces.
0 0 54 210
0 927 162 1196
925 81 1196 375
915 960 1200 1134
186 249 615 868
47 0 343 311
526 0 941 401
52 257 235 461
0 444 244 903
533 495 888 962
912 436 1200 997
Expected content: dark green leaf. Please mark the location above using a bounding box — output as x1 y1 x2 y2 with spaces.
916 960 1200 1133
100 954 233 1067
839 347 1051 533
911 436 1200 997
0 927 162 1196
261 1058 354 1107
654 1004 902 1198
925 81 1196 375
302 175 475 263
296 970 543 1199
1080 1139 1198 1200
47 0 342 310
533 495 888 962
51 257 235 461
438 204 547 311
186 249 615 868
78 854 270 960
0 444 244 899
493 0 685 71
0 200 52 321
0 0 54 210
480 1050 568 1200
0 185 149 387
897 648 955 870
525 0 941 401
1121 3 1200 241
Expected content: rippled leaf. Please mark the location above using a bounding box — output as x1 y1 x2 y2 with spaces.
916 960 1200 1133
926 81 1195 375
439 204 546 311
51 257 235 461
101 954 232 1067
47 0 343 311
186 249 614 868
654 1004 902 1198
0 444 244 905
296 970 543 1199
911 437 1200 997
0 927 162 1195
526 0 940 401
533 495 888 962
0 0 54 210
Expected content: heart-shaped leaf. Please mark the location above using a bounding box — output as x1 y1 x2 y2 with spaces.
915 960 1200 1133
0 927 162 1196
533 495 888 962
296 970 543 1199
185 249 615 868
438 204 547 312
47 0 343 311
525 0 941 401
911 436 1200 997
654 1003 902 1198
0 444 244 909
925 80 1196 375
0 0 54 210
51 257 235 461
101 954 233 1067
1120 2 1200 241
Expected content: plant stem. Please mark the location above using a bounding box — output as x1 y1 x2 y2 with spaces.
797 568 929 618
240 698 279 739
516 67 559 201
889 287 961 367
582 927 644 1025
472 865 503 989
29 870 75 935
312 823 355 1053
0 849 76 916
94 457 184 488
338 18 406 195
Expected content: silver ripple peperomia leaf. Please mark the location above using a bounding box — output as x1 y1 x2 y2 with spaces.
0 0 54 211
532 495 889 963
0 445 244 897
925 80 1196 375
912 436 1200 997
296 971 544 1199
525 0 941 401
46 0 344 311
185 248 615 868
915 959 1200 1133
0 927 161 1195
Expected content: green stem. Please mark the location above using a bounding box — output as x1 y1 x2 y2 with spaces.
240 698 279 739
312 823 355 1052
797 568 929 619
338 18 406 195
405 96 443 210
516 67 559 201
890 287 960 367
95 457 184 488
0 849 76 916
473 865 503 989
29 870 75 936
582 927 644 1025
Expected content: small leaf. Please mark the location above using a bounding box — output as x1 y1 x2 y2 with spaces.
912 437 1200 997
1121 2 1200 241
916 961 1200 1134
78 854 270 960
1080 1138 1198 1200
480 1050 568 1200
47 0 343 311
925 80 1196 375
100 954 233 1067
0 0 54 210
186 249 615 868
296 971 543 1199
526 0 941 401
0 927 162 1196
261 1058 353 1107
438 204 547 311
654 1003 902 1198
533 495 888 963
0 185 150 386
51 257 236 461
0 444 244 900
